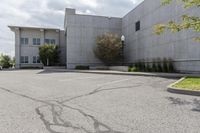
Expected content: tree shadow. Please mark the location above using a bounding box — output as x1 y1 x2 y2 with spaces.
166 97 200 112
192 99 200 112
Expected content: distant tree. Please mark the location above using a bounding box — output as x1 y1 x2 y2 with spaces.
39 44 60 66
0 54 12 68
11 57 15 67
94 33 122 65
154 0 200 41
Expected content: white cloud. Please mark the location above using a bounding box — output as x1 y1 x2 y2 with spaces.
79 0 98 8
0 0 143 57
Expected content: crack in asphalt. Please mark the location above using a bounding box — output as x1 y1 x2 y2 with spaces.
0 87 48 104
0 80 140 133
56 102 124 133
60 78 136 103
60 85 140 103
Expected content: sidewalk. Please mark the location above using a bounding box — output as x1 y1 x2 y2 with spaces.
46 69 200 78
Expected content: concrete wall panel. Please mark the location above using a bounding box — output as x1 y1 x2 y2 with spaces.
65 9 122 69
122 0 200 73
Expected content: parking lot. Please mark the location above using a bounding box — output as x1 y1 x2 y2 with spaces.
0 70 200 133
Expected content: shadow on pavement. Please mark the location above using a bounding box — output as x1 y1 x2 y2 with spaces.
37 70 69 74
166 97 200 112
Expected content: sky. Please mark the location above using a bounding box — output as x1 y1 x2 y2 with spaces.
0 0 144 57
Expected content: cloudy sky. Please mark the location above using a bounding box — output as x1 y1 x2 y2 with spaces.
0 0 143 57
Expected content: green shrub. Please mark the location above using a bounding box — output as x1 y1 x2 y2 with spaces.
94 33 122 65
39 44 60 66
137 61 142 71
135 62 140 70
128 64 134 72
168 59 175 73
128 67 132 72
0 54 13 68
136 61 145 71
141 61 146 71
157 59 163 72
145 63 152 72
163 58 169 72
128 66 138 72
133 58 175 73
75 65 90 70
152 60 157 72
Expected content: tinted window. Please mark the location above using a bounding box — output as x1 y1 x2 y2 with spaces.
51 39 55 44
25 56 29 63
33 38 40 45
45 39 50 44
33 38 37 45
135 21 140 32
25 38 29 44
33 56 36 63
45 39 55 44
20 38 29 45
37 38 40 45
20 56 29 63
33 56 40 63
37 56 40 63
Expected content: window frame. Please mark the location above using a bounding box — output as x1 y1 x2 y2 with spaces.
33 38 41 45
45 39 56 44
25 56 29 63
33 56 40 64
51 39 56 44
37 38 40 45
20 38 29 45
45 39 50 44
33 56 37 63
20 56 29 64
36 56 40 63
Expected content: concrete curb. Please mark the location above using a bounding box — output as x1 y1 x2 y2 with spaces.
43 69 200 78
70 71 182 78
167 77 200 96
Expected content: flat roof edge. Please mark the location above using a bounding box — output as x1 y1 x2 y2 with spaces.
74 14 122 19
123 0 145 18
8 25 61 30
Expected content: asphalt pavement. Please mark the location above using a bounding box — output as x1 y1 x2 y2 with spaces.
0 70 199 133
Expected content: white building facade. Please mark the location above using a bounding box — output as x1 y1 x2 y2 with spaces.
9 27 66 68
9 0 200 73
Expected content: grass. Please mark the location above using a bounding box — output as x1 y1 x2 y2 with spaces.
173 77 200 91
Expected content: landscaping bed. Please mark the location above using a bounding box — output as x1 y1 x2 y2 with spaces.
173 77 200 91
168 77 200 96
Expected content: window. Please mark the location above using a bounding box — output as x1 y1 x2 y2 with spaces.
33 38 40 45
20 38 29 45
51 39 55 44
135 21 140 32
33 56 40 63
45 39 50 44
45 39 56 44
33 56 36 63
20 56 29 64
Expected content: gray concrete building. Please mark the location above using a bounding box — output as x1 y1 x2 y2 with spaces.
64 9 122 68
9 0 200 73
123 0 200 73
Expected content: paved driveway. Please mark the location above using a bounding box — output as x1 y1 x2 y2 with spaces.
0 70 200 133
